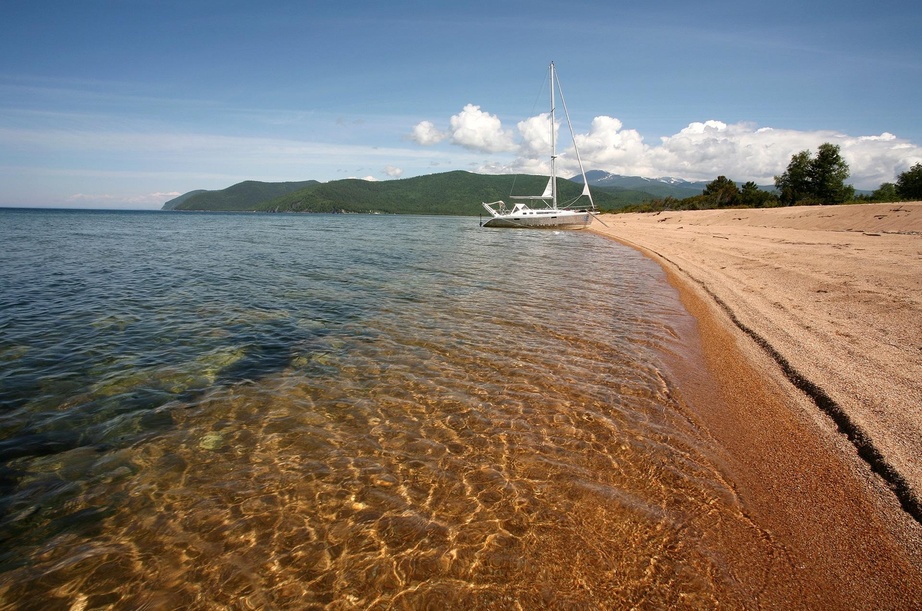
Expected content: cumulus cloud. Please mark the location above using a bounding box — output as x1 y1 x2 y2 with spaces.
412 104 516 154
410 108 922 189
647 121 922 188
516 113 554 159
383 165 403 178
573 116 648 174
410 120 447 146
448 104 517 153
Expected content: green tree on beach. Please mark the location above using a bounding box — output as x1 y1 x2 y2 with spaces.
774 150 812 205
809 143 853 204
703 176 740 207
871 182 900 202
775 143 852 205
896 162 922 200
740 181 776 207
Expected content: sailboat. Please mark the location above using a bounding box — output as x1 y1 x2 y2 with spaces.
481 62 595 229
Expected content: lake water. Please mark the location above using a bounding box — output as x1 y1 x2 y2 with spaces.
0 209 784 608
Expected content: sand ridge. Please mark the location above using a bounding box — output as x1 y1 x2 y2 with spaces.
588 202 922 604
591 202 922 513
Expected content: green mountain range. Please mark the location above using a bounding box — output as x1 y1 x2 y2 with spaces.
161 171 659 214
162 180 318 211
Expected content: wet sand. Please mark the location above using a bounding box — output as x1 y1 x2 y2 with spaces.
591 202 922 606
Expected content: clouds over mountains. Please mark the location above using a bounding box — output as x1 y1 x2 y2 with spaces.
412 107 922 190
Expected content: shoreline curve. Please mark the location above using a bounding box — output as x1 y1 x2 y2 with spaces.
589 202 922 604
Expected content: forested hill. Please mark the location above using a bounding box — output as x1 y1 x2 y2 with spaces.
161 189 207 210
163 171 647 214
163 180 319 211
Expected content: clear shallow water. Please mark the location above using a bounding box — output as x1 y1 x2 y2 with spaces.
0 210 781 608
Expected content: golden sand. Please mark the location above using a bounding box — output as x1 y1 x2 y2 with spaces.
591 202 922 604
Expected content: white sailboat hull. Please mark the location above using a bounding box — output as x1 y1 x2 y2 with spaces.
481 208 592 228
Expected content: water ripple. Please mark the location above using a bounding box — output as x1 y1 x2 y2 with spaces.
0 211 786 607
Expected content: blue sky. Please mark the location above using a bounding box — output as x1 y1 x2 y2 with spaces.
2 0 920 208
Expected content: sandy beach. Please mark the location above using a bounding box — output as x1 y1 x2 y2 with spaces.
591 202 922 605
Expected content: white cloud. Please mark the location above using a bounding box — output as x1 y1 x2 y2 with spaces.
840 133 922 188
447 104 516 153
383 165 403 178
516 113 554 159
572 116 648 174
411 108 922 189
647 121 922 188
411 104 517 153
410 120 447 146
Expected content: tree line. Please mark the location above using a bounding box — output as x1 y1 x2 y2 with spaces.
622 144 922 213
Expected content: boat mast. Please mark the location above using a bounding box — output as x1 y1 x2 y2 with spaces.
555 62 596 211
549 62 557 210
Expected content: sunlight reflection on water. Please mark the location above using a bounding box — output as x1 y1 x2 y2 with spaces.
0 211 786 608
